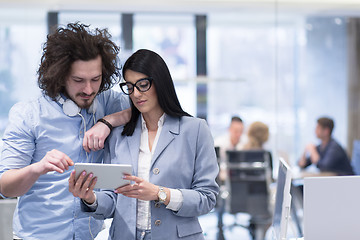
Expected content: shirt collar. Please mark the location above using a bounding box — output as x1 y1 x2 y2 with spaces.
141 113 166 130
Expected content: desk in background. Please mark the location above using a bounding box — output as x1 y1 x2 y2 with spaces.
290 168 338 238
0 198 17 240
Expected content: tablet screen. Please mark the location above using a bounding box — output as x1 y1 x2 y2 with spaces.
74 163 132 189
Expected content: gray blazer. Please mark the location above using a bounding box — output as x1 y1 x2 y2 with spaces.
82 115 219 240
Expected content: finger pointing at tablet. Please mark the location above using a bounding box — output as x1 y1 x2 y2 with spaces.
33 149 74 175
115 175 160 202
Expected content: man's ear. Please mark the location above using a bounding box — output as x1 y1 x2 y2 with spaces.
324 127 331 136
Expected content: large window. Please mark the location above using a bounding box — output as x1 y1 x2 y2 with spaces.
207 12 348 164
133 13 197 115
0 7 352 167
0 8 47 149
0 5 356 240
59 12 122 46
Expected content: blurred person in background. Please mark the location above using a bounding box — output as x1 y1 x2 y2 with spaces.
243 121 269 150
214 116 246 182
298 117 353 175
214 116 246 161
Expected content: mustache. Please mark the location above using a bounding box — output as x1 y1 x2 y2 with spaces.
77 92 96 98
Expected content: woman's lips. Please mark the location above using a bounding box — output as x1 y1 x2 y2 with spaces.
137 100 146 105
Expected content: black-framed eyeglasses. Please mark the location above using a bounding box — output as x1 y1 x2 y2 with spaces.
119 77 153 95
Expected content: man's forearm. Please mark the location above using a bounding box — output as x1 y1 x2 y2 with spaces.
0 166 41 198
102 108 131 128
298 152 308 168
309 149 320 164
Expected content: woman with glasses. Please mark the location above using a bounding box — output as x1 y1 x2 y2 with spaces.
69 49 219 240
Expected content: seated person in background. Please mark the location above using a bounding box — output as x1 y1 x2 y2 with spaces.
298 117 354 175
214 116 246 181
214 116 246 161
243 121 269 150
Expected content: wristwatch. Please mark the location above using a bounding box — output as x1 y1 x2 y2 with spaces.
157 186 167 204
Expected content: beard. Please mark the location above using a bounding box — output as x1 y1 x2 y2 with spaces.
74 92 96 109
77 100 92 109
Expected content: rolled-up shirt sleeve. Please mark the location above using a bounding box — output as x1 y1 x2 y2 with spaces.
0 102 36 177
166 189 183 211
82 192 98 211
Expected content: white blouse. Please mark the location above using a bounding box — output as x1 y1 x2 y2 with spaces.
137 114 183 230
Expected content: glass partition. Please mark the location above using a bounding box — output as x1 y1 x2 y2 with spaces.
59 12 122 46
0 3 354 166
0 3 359 240
133 13 197 115
207 11 349 164
0 8 47 149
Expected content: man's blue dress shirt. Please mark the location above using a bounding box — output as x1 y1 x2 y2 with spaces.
0 90 129 240
305 138 354 175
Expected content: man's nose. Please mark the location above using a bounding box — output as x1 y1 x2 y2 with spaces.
83 81 93 95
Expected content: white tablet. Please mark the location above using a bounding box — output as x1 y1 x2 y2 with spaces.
74 163 132 189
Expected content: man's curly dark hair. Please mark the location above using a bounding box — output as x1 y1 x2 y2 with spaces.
37 22 121 99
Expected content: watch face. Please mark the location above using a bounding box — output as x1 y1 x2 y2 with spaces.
159 191 166 201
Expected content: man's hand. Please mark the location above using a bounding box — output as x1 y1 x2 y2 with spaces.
0 149 74 198
305 144 317 153
83 108 132 153
83 122 110 153
33 149 74 175
305 144 320 164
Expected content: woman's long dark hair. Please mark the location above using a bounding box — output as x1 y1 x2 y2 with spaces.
122 49 191 136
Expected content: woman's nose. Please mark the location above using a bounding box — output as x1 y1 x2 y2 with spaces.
132 87 142 97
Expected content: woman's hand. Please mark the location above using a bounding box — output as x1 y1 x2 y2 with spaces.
115 175 159 201
68 170 97 204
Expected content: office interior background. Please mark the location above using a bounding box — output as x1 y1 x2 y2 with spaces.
1 0 360 168
2 0 360 239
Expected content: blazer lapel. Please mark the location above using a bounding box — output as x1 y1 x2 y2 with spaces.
126 118 142 176
151 116 180 167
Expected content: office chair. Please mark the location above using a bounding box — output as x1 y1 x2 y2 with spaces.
226 150 273 240
214 146 227 240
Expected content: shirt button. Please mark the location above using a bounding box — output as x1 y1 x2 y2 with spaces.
153 168 160 175
154 220 161 226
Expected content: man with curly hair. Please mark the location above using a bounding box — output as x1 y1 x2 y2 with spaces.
0 23 130 239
